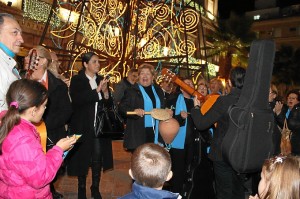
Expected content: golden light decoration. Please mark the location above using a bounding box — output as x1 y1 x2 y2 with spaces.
23 0 60 27
41 0 216 82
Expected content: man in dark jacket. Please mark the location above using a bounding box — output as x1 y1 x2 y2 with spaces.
114 68 138 104
24 45 72 199
191 67 246 199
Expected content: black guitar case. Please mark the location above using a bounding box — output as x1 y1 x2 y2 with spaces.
222 40 275 173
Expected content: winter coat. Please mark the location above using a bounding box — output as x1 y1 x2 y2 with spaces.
275 102 300 155
113 78 135 104
67 70 113 176
0 118 63 198
44 70 72 147
118 182 180 199
118 84 165 150
191 88 241 162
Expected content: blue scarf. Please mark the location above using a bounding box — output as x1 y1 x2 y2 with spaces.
286 109 291 119
172 94 187 149
0 42 15 57
138 84 161 144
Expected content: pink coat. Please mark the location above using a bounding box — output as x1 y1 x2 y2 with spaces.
0 118 63 199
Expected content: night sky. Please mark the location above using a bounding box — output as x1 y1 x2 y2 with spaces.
218 0 300 19
218 0 255 19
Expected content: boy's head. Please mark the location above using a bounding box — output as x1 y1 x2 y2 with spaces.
129 143 172 189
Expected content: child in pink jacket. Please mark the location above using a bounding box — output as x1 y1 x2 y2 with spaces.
0 79 76 199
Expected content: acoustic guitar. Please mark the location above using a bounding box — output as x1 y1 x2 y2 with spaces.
35 121 47 153
26 49 48 153
161 68 219 114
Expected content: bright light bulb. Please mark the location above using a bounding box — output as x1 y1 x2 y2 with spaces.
163 47 169 56
140 38 147 47
114 27 120 37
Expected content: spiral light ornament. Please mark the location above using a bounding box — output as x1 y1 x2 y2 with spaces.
178 8 199 33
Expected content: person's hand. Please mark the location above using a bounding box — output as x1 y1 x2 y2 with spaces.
134 108 145 117
193 97 201 107
62 78 70 87
166 108 173 118
274 101 283 115
96 78 109 93
249 194 259 199
56 136 77 151
180 111 188 119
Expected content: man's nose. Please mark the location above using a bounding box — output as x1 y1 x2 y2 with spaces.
18 34 24 43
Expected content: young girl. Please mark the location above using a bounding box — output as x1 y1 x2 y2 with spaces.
249 155 300 199
0 79 76 198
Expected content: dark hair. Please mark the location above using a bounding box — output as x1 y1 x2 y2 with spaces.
0 79 48 152
229 66 246 89
128 68 138 74
81 52 97 70
286 89 300 101
131 143 171 188
0 13 15 27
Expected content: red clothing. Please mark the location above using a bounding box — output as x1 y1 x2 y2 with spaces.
0 117 63 198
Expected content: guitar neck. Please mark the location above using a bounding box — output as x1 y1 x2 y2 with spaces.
173 77 205 102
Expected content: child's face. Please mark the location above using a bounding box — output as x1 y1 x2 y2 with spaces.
32 99 48 123
258 168 269 198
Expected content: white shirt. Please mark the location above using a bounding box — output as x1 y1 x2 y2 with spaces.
86 73 102 126
0 49 18 112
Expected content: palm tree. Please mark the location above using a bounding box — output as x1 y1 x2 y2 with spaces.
206 12 256 78
273 45 300 86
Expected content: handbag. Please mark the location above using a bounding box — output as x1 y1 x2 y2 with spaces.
94 100 125 138
280 119 292 155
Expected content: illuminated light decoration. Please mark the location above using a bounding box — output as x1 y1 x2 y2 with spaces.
40 0 218 83
58 7 80 23
163 47 169 56
23 0 60 27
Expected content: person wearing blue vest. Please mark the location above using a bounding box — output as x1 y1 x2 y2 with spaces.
0 13 24 112
165 78 197 195
119 63 170 151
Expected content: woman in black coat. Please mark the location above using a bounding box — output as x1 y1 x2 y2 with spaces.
67 52 113 199
274 89 300 155
118 63 168 151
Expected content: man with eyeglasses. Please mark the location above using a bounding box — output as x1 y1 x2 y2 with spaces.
0 13 24 112
49 51 70 87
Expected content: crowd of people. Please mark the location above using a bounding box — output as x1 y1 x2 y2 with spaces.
0 12 300 199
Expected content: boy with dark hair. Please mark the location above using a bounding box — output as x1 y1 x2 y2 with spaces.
119 143 181 199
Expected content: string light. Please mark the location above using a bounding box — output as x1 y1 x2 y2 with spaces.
23 0 60 27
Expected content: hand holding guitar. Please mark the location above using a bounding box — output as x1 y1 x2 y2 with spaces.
193 97 201 107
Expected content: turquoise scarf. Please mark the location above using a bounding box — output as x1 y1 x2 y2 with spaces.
286 109 291 119
172 94 187 149
138 84 161 144
0 42 15 57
